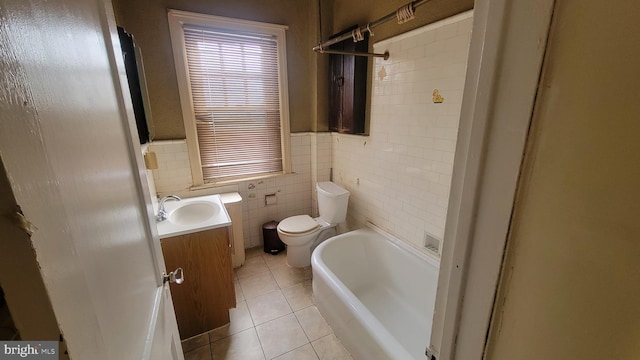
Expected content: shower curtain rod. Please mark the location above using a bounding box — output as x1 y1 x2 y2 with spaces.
313 0 433 56
318 48 390 59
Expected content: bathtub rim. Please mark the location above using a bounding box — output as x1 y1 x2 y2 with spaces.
365 222 441 268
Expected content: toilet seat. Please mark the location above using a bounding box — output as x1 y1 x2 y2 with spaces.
278 215 320 236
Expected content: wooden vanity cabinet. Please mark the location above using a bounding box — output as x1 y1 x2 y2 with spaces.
161 227 236 340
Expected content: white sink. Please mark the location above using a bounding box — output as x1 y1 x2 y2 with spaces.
156 194 231 239
169 202 219 225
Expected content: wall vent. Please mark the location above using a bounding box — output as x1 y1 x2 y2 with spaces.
423 232 441 257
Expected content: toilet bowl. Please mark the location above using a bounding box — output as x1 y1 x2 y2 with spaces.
277 181 349 267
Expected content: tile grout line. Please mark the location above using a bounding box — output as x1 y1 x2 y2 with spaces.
265 255 310 359
266 252 325 360
292 311 323 360
267 251 317 359
252 325 269 360
185 248 341 359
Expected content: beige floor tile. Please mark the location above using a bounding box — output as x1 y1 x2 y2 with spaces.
246 290 292 325
183 244 352 360
311 334 352 360
281 280 313 311
262 250 287 269
236 255 269 279
271 265 312 288
182 332 210 353
272 344 319 360
210 300 254 342
211 328 265 360
256 313 309 359
245 246 264 259
295 306 332 342
184 343 212 360
234 278 244 303
238 271 279 299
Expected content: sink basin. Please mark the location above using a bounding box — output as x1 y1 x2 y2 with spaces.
169 202 219 226
156 194 231 239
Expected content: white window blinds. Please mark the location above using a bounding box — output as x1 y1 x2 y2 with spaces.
183 24 283 181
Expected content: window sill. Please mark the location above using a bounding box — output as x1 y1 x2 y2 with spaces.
190 171 294 191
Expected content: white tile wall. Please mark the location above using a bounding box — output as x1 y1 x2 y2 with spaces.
148 134 314 249
149 140 193 194
141 144 159 214
315 133 333 183
331 12 473 248
310 133 332 217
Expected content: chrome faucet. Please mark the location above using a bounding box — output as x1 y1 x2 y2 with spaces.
156 195 181 222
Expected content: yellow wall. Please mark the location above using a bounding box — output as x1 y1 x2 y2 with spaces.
487 1 640 359
113 0 318 138
331 0 472 42
112 0 473 138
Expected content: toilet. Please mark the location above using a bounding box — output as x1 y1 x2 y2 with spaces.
277 181 350 267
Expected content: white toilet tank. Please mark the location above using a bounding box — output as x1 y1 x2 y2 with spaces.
317 181 350 225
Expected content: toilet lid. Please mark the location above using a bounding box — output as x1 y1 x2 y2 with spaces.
279 215 320 234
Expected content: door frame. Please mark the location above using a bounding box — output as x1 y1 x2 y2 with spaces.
430 0 556 359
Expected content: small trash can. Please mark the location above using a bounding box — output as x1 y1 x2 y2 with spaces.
263 220 285 254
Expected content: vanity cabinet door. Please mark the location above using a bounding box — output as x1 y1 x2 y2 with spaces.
161 227 236 339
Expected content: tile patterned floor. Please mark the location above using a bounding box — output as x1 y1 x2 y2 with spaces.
182 247 353 360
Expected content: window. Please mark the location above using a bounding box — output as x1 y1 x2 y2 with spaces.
168 10 291 185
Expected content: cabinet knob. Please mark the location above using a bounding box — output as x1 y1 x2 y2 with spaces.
163 267 184 285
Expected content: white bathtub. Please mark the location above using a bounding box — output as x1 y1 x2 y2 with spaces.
311 225 439 360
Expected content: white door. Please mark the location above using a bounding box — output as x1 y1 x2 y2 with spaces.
0 0 183 359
